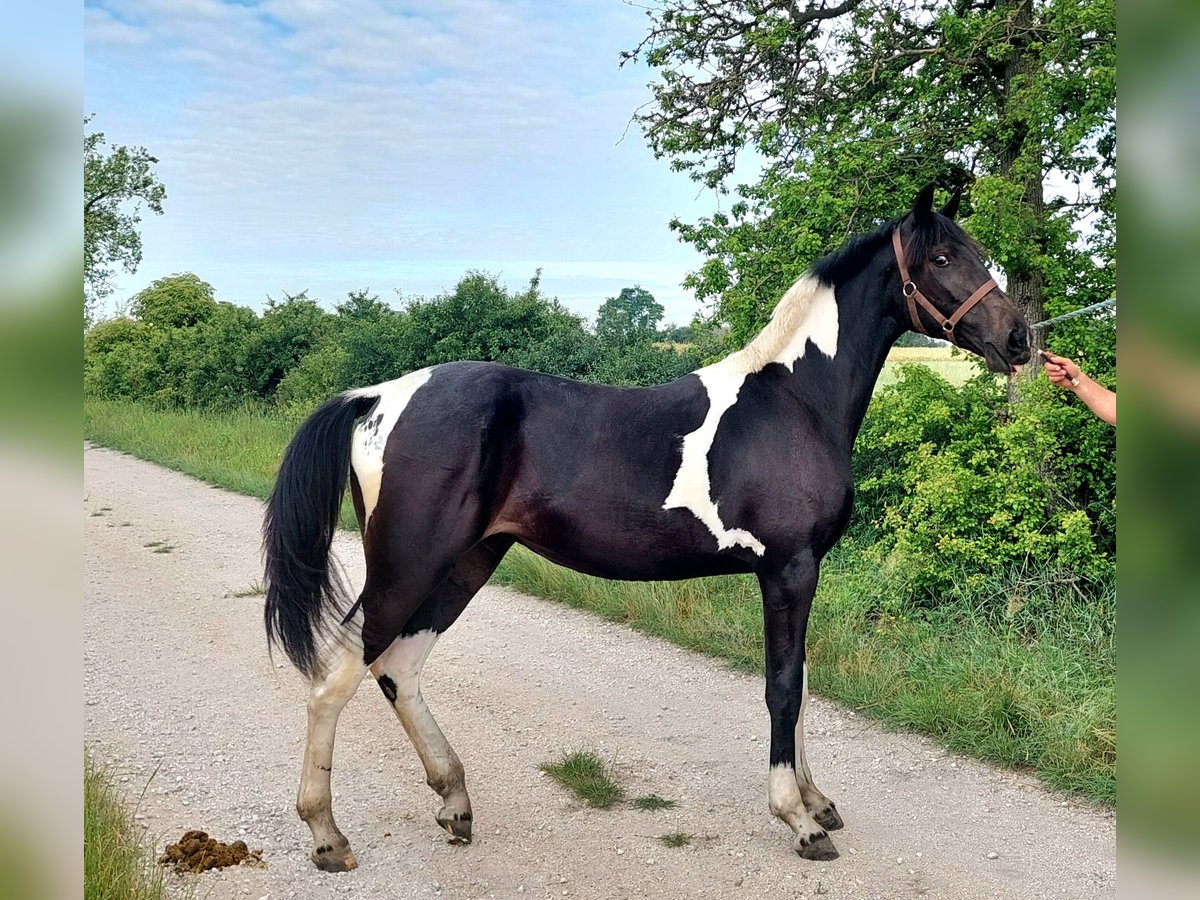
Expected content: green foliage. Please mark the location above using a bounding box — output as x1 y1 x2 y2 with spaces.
632 794 677 811
851 358 1115 602
587 340 702 387
84 317 157 400
85 269 704 410
246 292 335 399
129 273 217 328
659 323 695 343
626 0 1115 339
658 832 693 848
595 286 664 349
85 753 173 900
894 332 941 349
540 750 623 808
84 116 166 324
85 275 262 408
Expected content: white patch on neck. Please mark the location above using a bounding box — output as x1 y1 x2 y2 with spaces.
662 367 765 555
660 275 838 555
348 368 433 529
723 275 839 374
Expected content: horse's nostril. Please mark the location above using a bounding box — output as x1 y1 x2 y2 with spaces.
1007 324 1030 355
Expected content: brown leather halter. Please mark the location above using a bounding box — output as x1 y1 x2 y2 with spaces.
892 228 997 344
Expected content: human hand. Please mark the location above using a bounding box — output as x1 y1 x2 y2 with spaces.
1039 350 1082 390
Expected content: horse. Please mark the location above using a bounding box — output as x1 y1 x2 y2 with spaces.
263 184 1031 871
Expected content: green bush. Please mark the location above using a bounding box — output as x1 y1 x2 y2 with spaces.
850 351 1115 603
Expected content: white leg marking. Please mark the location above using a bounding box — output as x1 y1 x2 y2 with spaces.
796 662 814 786
662 367 765 555
297 616 368 869
349 367 434 529
768 763 825 844
371 629 471 838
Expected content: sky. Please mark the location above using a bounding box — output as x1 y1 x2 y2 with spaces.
84 0 723 326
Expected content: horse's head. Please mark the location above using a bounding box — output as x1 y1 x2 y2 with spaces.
893 185 1031 373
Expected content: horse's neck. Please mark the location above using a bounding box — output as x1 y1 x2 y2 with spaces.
714 272 899 449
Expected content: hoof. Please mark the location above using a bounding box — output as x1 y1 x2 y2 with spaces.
436 809 472 844
311 841 358 872
814 802 844 831
796 833 839 861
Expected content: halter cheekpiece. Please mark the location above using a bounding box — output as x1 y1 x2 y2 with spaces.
891 228 997 344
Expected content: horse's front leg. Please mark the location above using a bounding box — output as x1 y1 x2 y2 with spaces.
759 553 839 861
796 661 843 831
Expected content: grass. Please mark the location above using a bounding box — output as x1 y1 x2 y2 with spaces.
228 580 266 598
879 345 977 387
540 750 623 808
658 831 693 848
500 547 1114 802
632 794 677 811
85 399 359 529
84 397 1116 804
85 753 173 900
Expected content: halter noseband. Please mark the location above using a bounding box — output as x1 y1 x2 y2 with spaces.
891 228 997 344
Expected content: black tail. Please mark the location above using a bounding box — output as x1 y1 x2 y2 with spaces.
263 392 378 677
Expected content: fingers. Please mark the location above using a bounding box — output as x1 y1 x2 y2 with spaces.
1040 350 1071 366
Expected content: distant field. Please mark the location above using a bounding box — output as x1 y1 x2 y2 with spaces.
879 344 978 387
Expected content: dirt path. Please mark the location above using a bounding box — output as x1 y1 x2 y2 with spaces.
84 445 1115 899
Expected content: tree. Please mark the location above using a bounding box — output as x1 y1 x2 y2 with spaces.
247 292 335 399
84 115 166 325
623 0 1115 349
130 273 217 329
594 286 665 349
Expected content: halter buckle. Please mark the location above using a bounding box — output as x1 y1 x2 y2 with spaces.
902 281 917 297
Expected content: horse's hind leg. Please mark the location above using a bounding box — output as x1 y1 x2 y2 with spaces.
296 612 368 872
369 536 512 843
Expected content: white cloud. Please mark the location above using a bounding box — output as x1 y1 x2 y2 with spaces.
84 6 149 45
85 0 714 319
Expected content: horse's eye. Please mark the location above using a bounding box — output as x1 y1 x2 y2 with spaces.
933 255 950 268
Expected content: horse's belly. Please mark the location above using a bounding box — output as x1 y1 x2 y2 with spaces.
501 510 755 581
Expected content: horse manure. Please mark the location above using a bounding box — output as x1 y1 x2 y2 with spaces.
158 830 264 873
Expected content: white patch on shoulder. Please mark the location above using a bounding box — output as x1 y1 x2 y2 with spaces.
661 275 839 555
348 368 433 529
662 367 766 555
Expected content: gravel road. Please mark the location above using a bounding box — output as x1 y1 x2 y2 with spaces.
84 444 1115 899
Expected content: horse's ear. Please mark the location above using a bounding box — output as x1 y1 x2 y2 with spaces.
912 183 936 223
941 187 962 220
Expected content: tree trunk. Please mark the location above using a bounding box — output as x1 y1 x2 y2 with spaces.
996 0 1045 358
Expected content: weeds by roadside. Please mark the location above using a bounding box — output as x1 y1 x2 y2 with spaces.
658 831 692 848
84 753 175 900
540 750 623 808
632 794 677 811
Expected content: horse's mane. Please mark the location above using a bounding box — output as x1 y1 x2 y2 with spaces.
810 213 980 287
723 276 829 373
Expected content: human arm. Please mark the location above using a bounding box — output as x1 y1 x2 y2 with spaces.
1040 350 1116 426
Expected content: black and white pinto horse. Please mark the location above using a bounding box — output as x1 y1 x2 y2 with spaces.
263 186 1031 871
